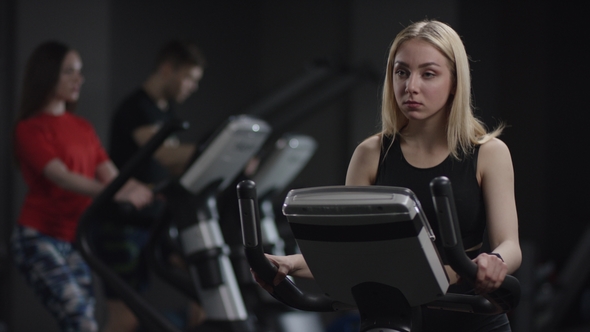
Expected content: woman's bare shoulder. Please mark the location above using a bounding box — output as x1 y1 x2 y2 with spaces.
346 134 382 186
356 134 382 155
478 137 513 175
479 137 511 159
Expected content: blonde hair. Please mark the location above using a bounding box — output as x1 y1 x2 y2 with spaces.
381 20 502 159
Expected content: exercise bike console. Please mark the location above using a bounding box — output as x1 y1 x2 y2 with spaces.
281 185 448 308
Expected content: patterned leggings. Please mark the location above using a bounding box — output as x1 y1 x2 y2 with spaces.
10 225 98 332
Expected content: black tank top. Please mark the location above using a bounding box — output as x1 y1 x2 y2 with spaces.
376 135 510 331
375 135 486 262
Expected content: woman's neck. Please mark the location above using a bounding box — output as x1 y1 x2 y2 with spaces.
43 99 66 116
400 120 447 150
399 122 449 168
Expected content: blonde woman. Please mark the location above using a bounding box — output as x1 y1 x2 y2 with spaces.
259 20 521 331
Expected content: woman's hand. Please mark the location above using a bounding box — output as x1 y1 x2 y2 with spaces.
251 254 312 293
472 252 508 294
114 178 153 210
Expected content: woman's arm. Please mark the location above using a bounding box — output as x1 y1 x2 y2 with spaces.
345 135 381 186
473 138 521 293
95 159 119 184
133 124 196 175
43 158 106 197
43 159 153 209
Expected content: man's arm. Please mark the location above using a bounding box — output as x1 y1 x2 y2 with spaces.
133 124 196 175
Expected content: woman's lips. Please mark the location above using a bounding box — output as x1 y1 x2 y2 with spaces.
404 101 422 107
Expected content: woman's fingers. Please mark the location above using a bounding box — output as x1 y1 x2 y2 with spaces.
473 253 507 294
266 254 290 286
251 269 274 293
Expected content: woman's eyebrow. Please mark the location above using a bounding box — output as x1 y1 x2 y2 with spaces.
394 61 441 68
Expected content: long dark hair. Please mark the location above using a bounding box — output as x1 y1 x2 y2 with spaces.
12 41 78 164
15 40 77 122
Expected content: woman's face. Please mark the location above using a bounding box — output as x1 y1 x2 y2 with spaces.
392 38 454 123
53 50 84 103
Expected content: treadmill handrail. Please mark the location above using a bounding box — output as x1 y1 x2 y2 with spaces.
430 176 521 314
76 119 189 332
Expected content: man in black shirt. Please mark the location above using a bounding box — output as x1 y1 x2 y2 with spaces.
110 41 205 181
100 40 206 332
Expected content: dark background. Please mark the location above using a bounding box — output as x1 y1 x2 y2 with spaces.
0 1 588 331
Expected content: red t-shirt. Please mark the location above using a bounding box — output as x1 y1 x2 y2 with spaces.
14 112 110 242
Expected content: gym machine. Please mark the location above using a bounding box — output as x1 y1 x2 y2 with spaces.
233 134 324 332
237 176 521 332
251 133 318 257
78 115 272 332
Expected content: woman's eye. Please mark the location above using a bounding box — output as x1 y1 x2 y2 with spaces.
395 69 408 77
423 72 436 78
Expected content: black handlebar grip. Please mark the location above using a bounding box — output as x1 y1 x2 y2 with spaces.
430 176 478 281
236 180 335 312
237 180 278 283
430 176 521 313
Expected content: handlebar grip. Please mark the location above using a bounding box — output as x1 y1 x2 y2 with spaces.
236 180 335 312
430 176 478 281
430 176 520 313
237 180 278 283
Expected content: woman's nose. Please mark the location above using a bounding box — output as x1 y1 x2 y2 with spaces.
405 75 417 93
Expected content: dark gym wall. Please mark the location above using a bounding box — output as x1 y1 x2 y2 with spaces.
510 2 590 265
0 0 16 330
495 2 551 258
466 1 590 273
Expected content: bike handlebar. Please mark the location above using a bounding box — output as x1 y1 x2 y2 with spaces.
237 180 336 312
430 176 521 314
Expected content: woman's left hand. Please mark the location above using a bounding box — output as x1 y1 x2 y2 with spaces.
472 253 508 294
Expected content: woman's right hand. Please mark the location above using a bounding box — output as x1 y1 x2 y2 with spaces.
251 253 312 293
114 178 153 210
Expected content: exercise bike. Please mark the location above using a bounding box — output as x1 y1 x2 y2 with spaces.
236 177 521 332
